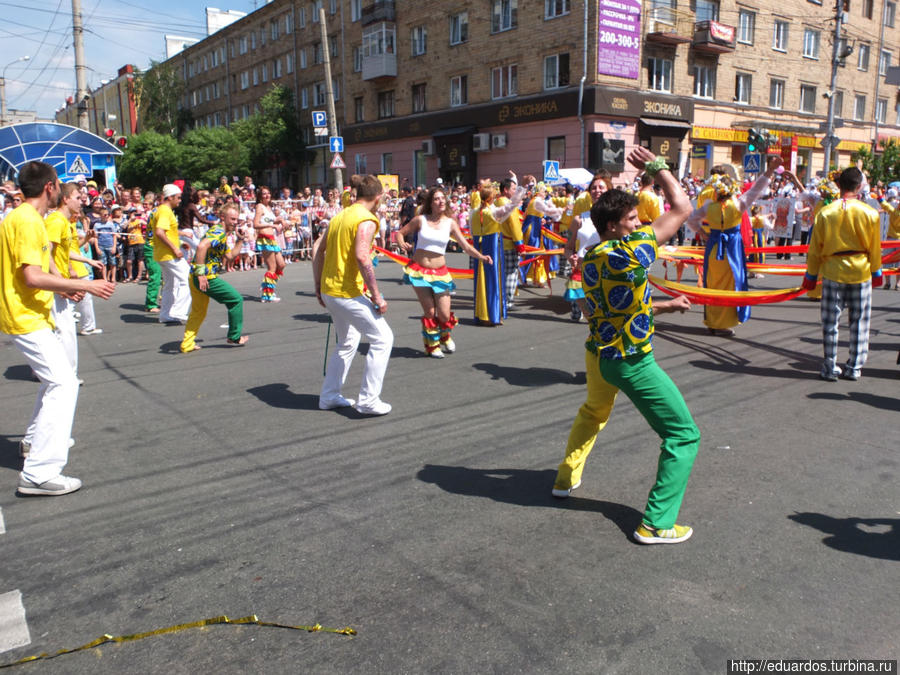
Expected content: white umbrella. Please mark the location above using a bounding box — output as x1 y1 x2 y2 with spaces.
549 168 595 188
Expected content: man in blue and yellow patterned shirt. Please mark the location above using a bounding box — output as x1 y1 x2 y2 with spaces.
551 146 700 545
180 203 248 352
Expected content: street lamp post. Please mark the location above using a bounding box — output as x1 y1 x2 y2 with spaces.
0 56 31 128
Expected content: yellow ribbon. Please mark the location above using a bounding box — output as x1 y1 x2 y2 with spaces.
0 615 356 669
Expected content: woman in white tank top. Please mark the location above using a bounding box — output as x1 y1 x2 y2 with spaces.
253 186 287 302
396 187 492 358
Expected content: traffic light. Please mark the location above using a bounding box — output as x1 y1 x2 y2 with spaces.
115 136 127 149
747 128 763 153
103 128 115 139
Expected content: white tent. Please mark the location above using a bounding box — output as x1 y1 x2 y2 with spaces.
548 167 595 188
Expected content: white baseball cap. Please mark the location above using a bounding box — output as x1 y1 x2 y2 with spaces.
162 184 182 199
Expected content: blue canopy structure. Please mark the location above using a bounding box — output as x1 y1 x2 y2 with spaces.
0 122 122 182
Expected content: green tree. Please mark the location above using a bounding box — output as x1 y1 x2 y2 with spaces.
135 60 189 136
853 139 900 186
178 126 250 190
232 85 307 178
117 131 181 189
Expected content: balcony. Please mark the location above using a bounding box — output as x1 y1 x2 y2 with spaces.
361 21 396 80
362 52 397 80
692 20 736 53
646 10 693 45
361 0 395 27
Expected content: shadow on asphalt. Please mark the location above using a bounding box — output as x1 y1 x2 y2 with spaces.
292 313 331 323
689 360 819 379
788 513 900 561
808 391 900 411
118 303 146 311
472 363 586 386
247 383 320 410
416 465 640 537
120 313 159 324
3 364 34 382
0 435 24 472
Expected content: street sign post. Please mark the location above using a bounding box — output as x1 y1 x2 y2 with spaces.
543 160 560 182
330 153 346 169
329 136 344 153
64 152 92 176
743 153 761 173
311 110 327 127
313 127 328 136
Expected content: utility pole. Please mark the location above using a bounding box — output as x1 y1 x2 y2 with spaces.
72 0 89 131
871 0 888 149
822 0 844 174
319 7 343 190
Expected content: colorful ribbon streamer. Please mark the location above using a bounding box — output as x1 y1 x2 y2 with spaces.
0 615 356 669
648 275 810 306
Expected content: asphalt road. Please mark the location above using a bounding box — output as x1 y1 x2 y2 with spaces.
0 255 897 674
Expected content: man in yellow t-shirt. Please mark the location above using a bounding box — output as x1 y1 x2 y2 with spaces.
44 182 104 378
802 167 883 381
153 184 191 323
496 176 527 310
636 173 662 225
0 161 115 496
313 174 393 416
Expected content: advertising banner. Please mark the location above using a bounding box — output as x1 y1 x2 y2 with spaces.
597 0 641 80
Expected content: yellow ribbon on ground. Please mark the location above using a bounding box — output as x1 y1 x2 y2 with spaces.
0 615 356 669
648 275 809 306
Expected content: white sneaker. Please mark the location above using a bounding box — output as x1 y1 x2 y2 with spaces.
428 349 445 359
17 474 82 496
319 395 356 410
355 400 392 416
551 480 582 498
440 338 456 353
78 328 103 336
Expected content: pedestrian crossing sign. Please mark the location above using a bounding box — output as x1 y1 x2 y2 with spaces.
65 152 92 176
743 153 761 173
543 160 560 182
330 153 346 169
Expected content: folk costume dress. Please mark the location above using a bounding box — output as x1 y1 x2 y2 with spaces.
470 204 506 326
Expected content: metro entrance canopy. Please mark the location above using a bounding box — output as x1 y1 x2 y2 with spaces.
0 122 122 182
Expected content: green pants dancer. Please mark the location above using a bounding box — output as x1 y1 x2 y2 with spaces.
180 275 244 352
144 241 161 311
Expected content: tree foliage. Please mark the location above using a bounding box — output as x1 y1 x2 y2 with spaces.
853 139 900 186
232 85 307 176
117 131 181 189
135 60 188 136
179 127 250 190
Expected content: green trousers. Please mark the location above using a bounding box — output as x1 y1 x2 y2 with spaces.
144 242 161 310
556 349 700 529
181 275 243 352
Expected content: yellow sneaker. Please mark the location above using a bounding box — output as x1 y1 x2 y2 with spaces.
633 522 693 544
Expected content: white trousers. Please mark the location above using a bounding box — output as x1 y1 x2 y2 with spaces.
159 258 191 322
15 329 80 483
52 293 78 375
74 274 96 332
321 294 394 408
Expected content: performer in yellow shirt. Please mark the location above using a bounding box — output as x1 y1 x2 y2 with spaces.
802 167 882 381
636 173 662 225
496 175 528 310
152 184 191 323
313 174 393 416
0 161 115 496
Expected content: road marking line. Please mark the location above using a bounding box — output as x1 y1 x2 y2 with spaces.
0 590 31 653
0 507 5 535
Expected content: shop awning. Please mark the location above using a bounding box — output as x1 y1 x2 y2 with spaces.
639 117 692 129
432 126 477 137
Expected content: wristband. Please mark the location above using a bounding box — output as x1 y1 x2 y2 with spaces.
643 157 669 178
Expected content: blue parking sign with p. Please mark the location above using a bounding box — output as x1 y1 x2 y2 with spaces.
312 110 327 127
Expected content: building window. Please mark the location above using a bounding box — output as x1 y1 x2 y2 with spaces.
314 82 327 106
382 153 393 174
693 65 715 98
271 20 279 41
314 42 323 64
450 12 468 44
854 94 866 120
738 10 755 44
412 83 427 112
695 0 719 22
772 20 788 51
285 13 293 33
286 53 294 73
355 153 367 174
299 6 306 27
802 29 820 58
862 0 874 17
261 63 268 83
411 26 427 56
876 97 887 123
330 0 337 14
799 84 816 113
544 52 570 89
492 64 518 99
252 68 259 86
450 75 468 106
242 104 250 119
260 26 266 47
300 88 308 109
273 58 282 78
250 31 256 50
241 71 249 89
239 36 248 54
887 1 896 26
332 78 340 101
858 44 870 70
880 50 892 75
769 78 785 108
545 0 570 18
377 90 395 118
311 0 323 22
547 136 566 165
353 45 362 72
647 57 672 92
491 0 518 33
362 24 395 58
300 48 307 69
350 0 361 21
354 96 364 122
833 90 843 117
735 72 751 103
330 39 338 58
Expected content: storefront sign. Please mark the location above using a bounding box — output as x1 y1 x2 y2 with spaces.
595 89 693 120
651 136 681 163
597 0 641 80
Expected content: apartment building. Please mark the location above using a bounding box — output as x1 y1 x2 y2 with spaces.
55 64 138 139
142 0 900 186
